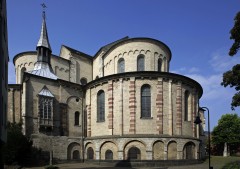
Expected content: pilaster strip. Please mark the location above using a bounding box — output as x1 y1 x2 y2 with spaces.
129 78 136 134
156 78 163 134
176 82 182 135
192 91 197 137
168 80 173 135
87 104 91 137
108 81 114 131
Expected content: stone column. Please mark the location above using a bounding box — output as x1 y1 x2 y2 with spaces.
118 151 124 160
176 81 182 135
129 77 136 134
164 143 168 160
168 80 173 136
156 78 163 134
108 80 114 135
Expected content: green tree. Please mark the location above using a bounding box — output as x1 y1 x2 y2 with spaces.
222 11 240 109
212 114 240 156
229 12 240 56
3 122 33 165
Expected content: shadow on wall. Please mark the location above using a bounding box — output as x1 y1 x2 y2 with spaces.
115 157 133 168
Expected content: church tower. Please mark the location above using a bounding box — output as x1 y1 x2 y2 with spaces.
29 10 57 80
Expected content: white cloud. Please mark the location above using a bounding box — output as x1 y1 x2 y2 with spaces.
209 48 240 72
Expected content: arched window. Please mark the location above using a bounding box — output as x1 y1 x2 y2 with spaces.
184 90 190 121
105 150 113 160
97 90 105 122
72 150 80 160
137 55 145 71
87 147 94 159
128 147 141 160
80 78 87 85
74 111 80 125
158 58 162 72
20 67 26 83
118 58 125 73
141 85 151 118
183 142 195 159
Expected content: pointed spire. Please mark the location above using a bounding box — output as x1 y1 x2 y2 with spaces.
37 10 52 51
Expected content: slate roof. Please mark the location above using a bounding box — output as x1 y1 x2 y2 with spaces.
38 86 54 97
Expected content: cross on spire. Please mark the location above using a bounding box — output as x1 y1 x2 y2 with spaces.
41 3 47 19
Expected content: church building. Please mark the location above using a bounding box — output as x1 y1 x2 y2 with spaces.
8 11 205 162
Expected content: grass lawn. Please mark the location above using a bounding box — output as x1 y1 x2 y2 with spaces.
206 156 240 169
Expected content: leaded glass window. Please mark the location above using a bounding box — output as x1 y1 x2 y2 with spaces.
39 96 53 119
141 85 151 118
158 58 162 72
137 55 145 71
97 90 105 122
118 58 125 73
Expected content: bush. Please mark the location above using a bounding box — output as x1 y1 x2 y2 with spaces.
44 165 59 169
222 161 240 169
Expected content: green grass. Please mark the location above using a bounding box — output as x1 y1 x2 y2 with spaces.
205 156 240 169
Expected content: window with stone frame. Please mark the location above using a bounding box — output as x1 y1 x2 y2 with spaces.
118 58 125 73
141 84 151 118
39 96 53 119
38 86 54 126
105 150 113 160
184 90 190 121
97 90 105 122
74 111 80 125
137 54 145 71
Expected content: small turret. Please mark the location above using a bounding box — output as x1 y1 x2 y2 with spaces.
29 10 58 80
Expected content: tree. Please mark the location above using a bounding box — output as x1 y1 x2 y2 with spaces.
3 122 33 165
222 11 240 109
229 12 240 56
212 114 240 156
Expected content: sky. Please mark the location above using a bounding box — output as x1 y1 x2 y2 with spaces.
7 0 240 131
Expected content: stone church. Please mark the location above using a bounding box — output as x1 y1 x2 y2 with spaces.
8 11 205 162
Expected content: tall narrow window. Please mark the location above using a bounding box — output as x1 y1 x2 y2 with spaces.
184 90 190 121
141 85 151 118
137 55 145 71
39 97 53 119
38 86 54 126
75 111 80 125
158 58 162 72
118 58 125 73
97 90 105 122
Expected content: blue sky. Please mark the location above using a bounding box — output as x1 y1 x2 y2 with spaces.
7 0 240 130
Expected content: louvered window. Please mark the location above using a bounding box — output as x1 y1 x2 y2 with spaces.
118 58 125 73
137 55 145 71
97 90 105 122
141 85 151 118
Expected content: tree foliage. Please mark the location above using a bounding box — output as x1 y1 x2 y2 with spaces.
229 12 240 56
212 114 240 155
222 11 240 109
3 122 33 165
221 64 240 109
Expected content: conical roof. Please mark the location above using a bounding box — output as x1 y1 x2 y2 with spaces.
37 11 52 51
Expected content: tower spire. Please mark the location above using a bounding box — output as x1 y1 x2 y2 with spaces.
37 4 51 51
28 5 58 80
